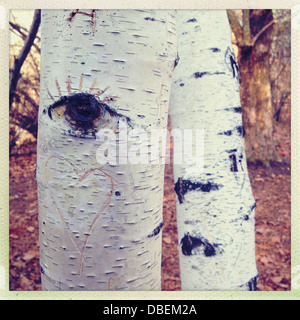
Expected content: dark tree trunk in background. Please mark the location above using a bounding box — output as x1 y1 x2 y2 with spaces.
228 9 280 164
238 10 278 163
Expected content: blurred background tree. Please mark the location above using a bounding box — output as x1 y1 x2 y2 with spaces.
227 9 291 165
9 10 40 155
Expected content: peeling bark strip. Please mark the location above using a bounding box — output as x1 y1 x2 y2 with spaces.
67 9 96 34
180 233 222 257
170 10 257 290
174 178 220 204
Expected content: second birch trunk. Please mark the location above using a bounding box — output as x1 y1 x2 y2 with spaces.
170 10 258 290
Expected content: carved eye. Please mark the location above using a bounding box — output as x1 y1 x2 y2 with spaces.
48 93 103 129
47 92 131 138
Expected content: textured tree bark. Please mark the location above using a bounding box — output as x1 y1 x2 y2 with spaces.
170 10 258 290
237 10 278 163
36 9 177 290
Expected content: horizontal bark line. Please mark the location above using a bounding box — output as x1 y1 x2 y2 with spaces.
174 178 221 204
218 125 246 138
193 71 226 78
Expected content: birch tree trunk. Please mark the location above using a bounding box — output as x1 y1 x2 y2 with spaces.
36 9 177 290
170 10 258 290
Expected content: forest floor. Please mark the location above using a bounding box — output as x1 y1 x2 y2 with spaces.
9 121 291 292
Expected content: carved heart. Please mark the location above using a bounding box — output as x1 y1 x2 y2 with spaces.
45 156 115 276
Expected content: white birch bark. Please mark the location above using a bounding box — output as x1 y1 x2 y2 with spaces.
170 10 258 290
36 9 177 290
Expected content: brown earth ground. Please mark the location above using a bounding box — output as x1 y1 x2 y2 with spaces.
9 121 291 291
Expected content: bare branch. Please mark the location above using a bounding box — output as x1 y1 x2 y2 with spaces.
227 10 243 43
10 21 41 53
9 9 41 110
273 91 290 121
251 20 275 46
242 10 251 46
9 21 27 39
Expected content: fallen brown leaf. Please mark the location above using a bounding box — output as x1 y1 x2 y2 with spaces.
23 251 38 261
26 226 35 233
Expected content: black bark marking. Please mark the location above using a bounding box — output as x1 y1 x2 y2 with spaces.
174 178 220 204
250 202 256 212
187 18 197 23
224 106 242 113
194 71 225 79
230 56 238 78
148 221 163 238
239 202 256 221
226 148 238 153
115 191 121 196
63 128 97 139
144 17 156 21
221 129 233 136
242 274 259 291
203 242 217 257
180 233 222 257
239 154 244 171
225 47 239 80
218 126 246 137
180 83 184 87
210 47 221 52
194 72 207 78
237 125 246 137
229 154 238 172
174 53 180 68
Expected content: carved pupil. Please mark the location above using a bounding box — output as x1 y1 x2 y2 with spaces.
48 93 103 130
65 94 101 127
